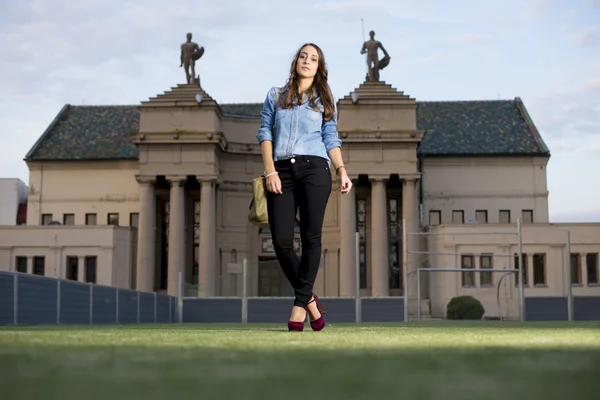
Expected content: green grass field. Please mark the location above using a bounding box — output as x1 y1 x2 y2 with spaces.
1 321 599 400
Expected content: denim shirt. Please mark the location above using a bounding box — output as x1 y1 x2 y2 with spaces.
255 86 342 162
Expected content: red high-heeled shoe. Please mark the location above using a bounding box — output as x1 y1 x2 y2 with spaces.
287 320 304 332
306 294 326 331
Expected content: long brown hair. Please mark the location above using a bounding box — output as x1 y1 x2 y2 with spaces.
280 43 336 121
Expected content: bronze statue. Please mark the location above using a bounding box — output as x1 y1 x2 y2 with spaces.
180 33 204 84
360 30 390 82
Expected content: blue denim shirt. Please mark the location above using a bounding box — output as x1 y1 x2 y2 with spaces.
256 86 342 162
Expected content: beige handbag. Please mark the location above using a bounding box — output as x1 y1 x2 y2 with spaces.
248 88 281 229
248 176 269 229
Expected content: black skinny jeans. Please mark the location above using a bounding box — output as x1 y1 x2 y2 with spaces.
266 155 332 308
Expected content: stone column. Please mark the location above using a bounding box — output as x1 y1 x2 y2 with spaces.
167 176 186 297
198 179 216 297
403 178 417 300
371 178 389 297
135 176 156 292
339 185 357 296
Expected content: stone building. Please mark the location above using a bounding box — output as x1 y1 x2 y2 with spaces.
1 79 598 319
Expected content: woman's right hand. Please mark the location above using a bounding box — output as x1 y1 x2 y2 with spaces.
266 172 282 194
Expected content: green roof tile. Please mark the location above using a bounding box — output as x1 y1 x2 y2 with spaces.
416 99 548 156
25 98 549 161
26 105 139 161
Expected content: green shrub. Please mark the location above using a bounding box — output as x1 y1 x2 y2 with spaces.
446 295 485 320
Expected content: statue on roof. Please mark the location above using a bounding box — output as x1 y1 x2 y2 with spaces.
180 32 204 84
360 30 390 82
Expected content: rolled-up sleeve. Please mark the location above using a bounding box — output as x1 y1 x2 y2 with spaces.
256 87 277 144
321 100 342 153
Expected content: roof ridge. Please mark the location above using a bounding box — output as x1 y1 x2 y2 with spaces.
416 99 515 103
69 104 139 108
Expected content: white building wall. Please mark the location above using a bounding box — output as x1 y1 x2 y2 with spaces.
0 178 28 226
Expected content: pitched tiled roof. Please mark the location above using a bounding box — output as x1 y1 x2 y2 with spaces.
416 98 549 156
25 98 549 161
25 105 139 161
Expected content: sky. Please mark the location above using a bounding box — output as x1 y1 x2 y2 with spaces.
0 0 598 222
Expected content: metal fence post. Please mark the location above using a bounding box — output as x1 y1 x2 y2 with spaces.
153 292 157 324
517 218 524 322
402 219 408 322
566 230 573 322
13 272 18 326
417 268 421 321
355 231 361 323
89 283 94 324
56 278 61 324
242 258 248 323
178 271 183 323
115 287 119 324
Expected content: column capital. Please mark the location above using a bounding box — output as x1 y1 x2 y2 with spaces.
369 176 388 183
197 175 222 186
401 174 421 184
135 174 156 184
166 175 187 184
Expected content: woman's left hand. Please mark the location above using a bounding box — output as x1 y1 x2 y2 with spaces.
338 169 352 194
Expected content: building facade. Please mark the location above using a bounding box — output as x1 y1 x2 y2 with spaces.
0 178 28 226
1 79 597 319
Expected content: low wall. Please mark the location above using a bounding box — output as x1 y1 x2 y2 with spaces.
525 296 600 321
0 271 177 325
182 297 405 323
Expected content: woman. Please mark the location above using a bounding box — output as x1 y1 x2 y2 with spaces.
256 43 353 331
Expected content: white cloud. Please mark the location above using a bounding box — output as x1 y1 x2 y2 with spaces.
521 0 558 20
571 26 600 46
0 0 599 220
526 77 600 141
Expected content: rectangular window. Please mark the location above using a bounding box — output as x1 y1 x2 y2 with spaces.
63 214 75 225
570 253 581 284
475 210 488 224
452 210 464 224
587 253 598 285
85 213 97 225
429 210 441 225
533 253 546 286
107 213 119 226
15 256 27 273
66 256 78 281
514 253 528 286
33 256 45 275
130 213 139 228
522 210 533 224
499 210 511 224
42 214 52 225
85 256 97 283
480 254 493 286
461 255 475 287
